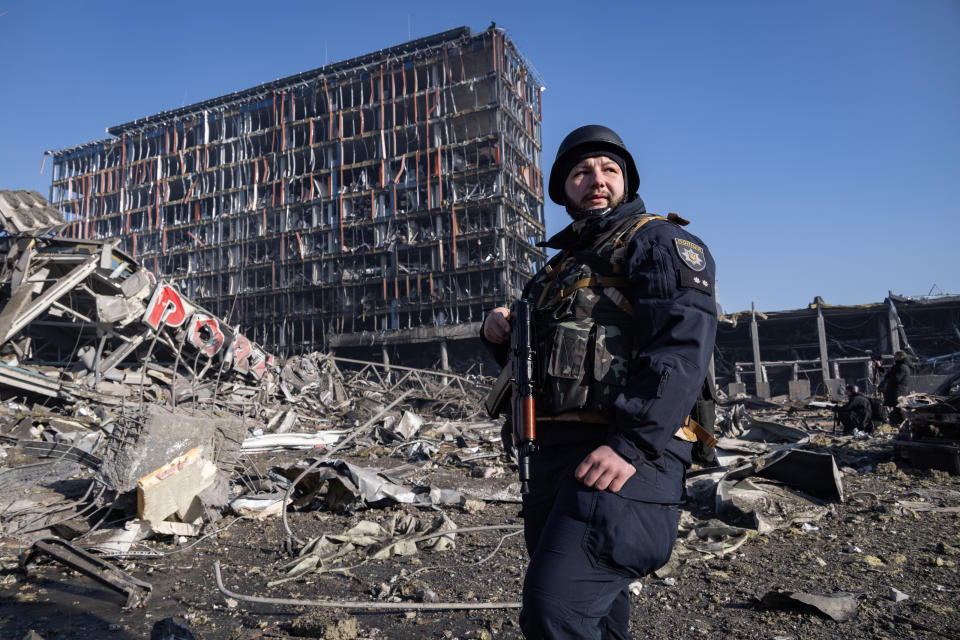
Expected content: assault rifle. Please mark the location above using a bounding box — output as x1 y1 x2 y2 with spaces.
512 299 537 494
483 299 538 494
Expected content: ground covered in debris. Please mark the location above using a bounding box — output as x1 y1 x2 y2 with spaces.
2 192 958 638
2 422 958 640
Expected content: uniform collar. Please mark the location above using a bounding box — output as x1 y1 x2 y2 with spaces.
540 196 647 250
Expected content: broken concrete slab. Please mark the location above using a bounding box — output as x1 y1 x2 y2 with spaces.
888 587 910 603
98 405 243 494
136 447 218 527
0 460 82 490
0 190 66 236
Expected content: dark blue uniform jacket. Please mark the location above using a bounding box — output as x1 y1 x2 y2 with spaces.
485 196 718 502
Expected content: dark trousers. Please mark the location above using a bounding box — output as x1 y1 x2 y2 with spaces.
838 412 871 434
519 438 681 639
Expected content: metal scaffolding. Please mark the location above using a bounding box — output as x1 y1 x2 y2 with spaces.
50 25 546 356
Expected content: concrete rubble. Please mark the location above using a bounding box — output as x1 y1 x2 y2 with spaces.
0 190 958 636
894 386 960 475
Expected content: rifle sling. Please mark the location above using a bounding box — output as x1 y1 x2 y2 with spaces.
538 411 719 447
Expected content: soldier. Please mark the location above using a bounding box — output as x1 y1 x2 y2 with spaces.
835 384 872 433
481 125 718 638
879 350 912 425
871 356 885 392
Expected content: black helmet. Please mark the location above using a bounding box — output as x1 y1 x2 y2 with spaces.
548 125 639 206
845 384 859 394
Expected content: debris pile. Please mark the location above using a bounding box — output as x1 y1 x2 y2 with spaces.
0 190 274 408
894 390 960 474
0 192 957 638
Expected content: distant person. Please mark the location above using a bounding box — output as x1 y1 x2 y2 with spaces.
871 357 885 393
879 351 912 424
835 384 872 434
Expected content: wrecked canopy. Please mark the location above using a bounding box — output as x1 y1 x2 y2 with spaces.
0 190 276 407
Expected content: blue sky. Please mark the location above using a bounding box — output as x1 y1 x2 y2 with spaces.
1 0 957 313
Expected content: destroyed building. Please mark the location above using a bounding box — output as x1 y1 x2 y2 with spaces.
2 17 960 639
48 25 546 367
716 295 960 400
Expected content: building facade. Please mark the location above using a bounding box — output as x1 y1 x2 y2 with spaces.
50 26 546 359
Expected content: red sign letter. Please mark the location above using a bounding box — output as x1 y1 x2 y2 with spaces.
186 313 225 357
142 283 187 330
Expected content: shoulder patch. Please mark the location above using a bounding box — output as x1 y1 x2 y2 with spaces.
678 269 713 296
674 238 706 272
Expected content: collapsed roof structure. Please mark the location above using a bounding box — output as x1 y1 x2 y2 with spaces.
0 189 273 402
715 295 960 400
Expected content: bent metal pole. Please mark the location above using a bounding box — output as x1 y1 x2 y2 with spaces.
214 561 521 611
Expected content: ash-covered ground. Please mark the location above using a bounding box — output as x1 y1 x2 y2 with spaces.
2 420 958 640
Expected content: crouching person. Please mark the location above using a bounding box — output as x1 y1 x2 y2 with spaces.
836 384 873 434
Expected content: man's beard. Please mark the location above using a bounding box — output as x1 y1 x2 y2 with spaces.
565 190 626 221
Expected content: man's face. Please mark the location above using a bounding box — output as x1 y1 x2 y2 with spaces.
564 156 625 212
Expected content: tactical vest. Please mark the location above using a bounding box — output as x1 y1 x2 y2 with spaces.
524 213 668 417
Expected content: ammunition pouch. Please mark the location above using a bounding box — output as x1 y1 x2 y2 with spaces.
535 318 633 417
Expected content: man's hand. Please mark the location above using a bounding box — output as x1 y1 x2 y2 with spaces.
482 307 512 344
574 445 636 492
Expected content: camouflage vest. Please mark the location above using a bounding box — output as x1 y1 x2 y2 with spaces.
524 213 668 416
